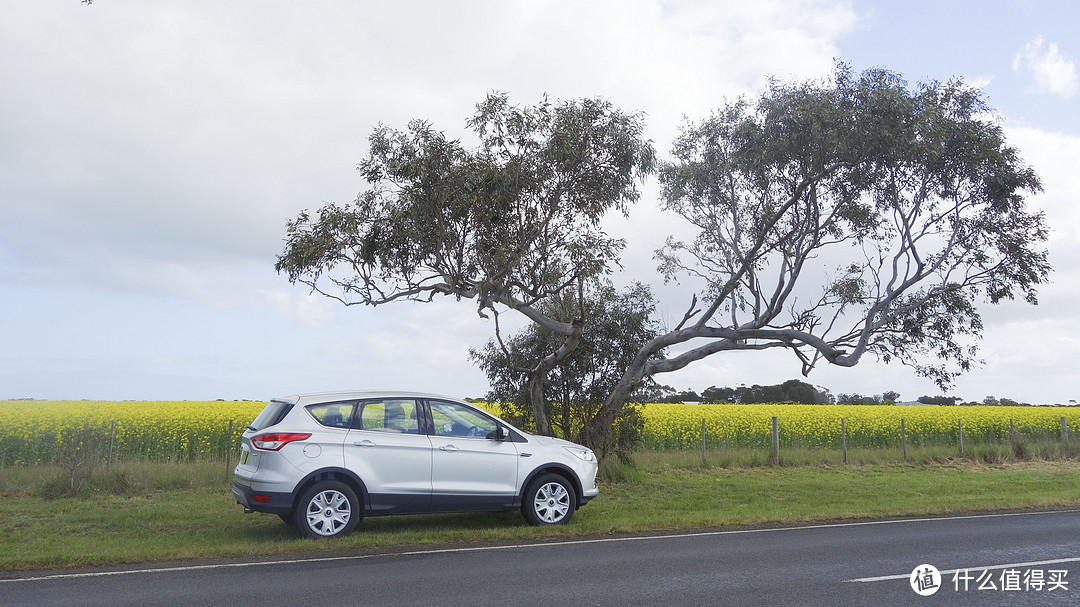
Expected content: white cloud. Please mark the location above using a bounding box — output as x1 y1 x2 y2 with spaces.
1006 126 1080 245
1012 36 1078 98
0 0 859 302
965 74 995 91
265 289 338 329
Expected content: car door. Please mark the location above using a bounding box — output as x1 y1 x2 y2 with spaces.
343 398 433 514
427 399 519 511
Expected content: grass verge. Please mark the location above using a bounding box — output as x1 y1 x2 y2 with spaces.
1 454 1079 573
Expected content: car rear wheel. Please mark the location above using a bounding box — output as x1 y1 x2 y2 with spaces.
522 473 575 526
296 480 360 539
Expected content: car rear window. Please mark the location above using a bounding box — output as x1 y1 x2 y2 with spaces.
247 400 293 431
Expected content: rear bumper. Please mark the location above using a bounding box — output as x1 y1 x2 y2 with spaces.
232 480 293 515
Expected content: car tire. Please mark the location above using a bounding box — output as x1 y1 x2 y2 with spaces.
522 473 575 526
295 480 360 539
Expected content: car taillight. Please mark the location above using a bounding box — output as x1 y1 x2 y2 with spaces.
251 432 311 451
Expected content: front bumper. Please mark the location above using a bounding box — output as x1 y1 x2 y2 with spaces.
578 483 599 507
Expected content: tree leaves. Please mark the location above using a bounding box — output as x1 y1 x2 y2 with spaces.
643 62 1049 396
276 93 655 317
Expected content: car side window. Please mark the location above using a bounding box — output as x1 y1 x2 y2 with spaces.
356 399 419 434
306 401 355 428
429 400 498 439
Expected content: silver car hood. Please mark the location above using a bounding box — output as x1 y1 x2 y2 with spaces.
523 433 591 451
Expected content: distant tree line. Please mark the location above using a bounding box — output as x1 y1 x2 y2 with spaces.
836 391 901 405
652 382 1056 406
921 395 1044 407
653 379 835 404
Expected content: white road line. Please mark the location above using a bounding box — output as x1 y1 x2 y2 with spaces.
847 557 1080 583
3 509 1077 584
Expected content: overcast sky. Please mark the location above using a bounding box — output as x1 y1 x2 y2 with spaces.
2 1 1078 404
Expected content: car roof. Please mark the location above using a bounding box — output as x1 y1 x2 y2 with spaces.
273 391 467 406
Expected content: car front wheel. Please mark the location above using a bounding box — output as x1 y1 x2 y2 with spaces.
296 480 360 539
522 473 575 526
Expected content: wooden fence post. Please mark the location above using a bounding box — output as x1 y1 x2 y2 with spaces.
107 419 115 473
1062 417 1069 444
771 417 779 466
841 418 847 465
901 418 907 462
701 418 706 464
958 418 964 457
225 419 234 478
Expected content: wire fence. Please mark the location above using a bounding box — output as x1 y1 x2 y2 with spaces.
642 413 1076 464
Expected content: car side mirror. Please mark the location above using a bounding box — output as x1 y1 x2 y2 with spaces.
492 425 507 441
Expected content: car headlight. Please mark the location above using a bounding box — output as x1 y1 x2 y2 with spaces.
564 446 596 463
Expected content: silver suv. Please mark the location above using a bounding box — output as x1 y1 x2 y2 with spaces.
232 391 599 538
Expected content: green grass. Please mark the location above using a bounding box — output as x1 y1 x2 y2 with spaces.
1 453 1079 572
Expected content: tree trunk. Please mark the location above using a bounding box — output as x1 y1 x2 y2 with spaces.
524 319 584 436
561 385 571 441
527 370 553 436
580 350 651 454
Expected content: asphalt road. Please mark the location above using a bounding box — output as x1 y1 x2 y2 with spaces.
3 510 1078 606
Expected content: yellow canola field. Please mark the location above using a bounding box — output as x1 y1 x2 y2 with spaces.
0 400 264 465
640 403 1080 450
1 400 1078 464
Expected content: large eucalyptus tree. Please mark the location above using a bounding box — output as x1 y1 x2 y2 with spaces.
277 66 1049 455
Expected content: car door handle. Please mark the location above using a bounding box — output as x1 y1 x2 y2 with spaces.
353 440 376 447
438 444 459 452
